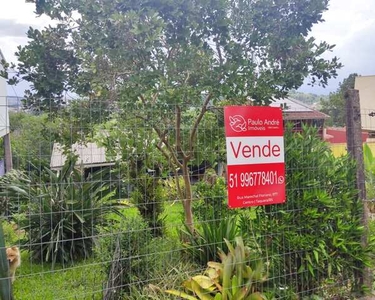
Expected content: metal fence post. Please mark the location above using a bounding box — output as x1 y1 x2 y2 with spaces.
345 89 373 292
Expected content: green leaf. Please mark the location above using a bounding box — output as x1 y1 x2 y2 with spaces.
166 290 199 300
192 275 215 290
245 292 264 300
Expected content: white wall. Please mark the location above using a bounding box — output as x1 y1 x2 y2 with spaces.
0 49 9 138
355 75 375 131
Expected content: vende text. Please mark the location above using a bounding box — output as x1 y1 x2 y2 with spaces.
226 136 284 165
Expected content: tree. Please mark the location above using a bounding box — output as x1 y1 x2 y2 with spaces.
320 73 358 126
3 0 342 231
9 112 55 171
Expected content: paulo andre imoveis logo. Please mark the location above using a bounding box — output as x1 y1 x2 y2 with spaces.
229 115 247 132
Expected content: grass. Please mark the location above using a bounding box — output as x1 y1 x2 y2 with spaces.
8 200 186 299
13 251 105 300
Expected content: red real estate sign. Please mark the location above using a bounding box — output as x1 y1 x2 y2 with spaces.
224 106 285 208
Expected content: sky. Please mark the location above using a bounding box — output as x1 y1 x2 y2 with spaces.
1 0 375 96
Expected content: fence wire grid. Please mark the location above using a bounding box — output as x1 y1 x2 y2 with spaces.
0 92 374 300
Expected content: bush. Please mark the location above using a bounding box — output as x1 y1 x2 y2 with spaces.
0 156 124 266
253 125 368 296
131 175 165 237
181 216 239 266
98 216 153 298
193 176 234 222
166 236 267 300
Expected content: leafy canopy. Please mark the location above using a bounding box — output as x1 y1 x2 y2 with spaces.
3 0 341 112
320 73 358 126
3 0 343 230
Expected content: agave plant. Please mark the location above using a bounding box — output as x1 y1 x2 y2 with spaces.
181 216 239 266
0 156 124 266
166 236 268 300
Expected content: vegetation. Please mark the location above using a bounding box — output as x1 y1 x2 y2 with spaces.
320 73 358 126
363 144 375 212
0 219 13 300
166 236 267 300
255 125 369 296
193 177 231 222
2 0 342 232
131 175 166 237
0 157 124 265
288 90 328 106
8 111 53 171
1 0 373 299
182 216 239 266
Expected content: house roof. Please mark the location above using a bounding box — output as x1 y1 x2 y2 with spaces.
269 97 329 120
50 142 115 170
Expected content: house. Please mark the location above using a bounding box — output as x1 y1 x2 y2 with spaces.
354 75 375 134
269 97 329 137
0 49 12 174
50 142 115 173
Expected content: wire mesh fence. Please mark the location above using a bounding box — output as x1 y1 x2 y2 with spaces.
0 91 374 300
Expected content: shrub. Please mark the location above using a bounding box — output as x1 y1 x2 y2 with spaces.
166 236 267 300
131 175 165 237
99 216 153 297
363 144 375 213
193 176 234 222
181 216 239 266
0 156 124 266
253 125 368 296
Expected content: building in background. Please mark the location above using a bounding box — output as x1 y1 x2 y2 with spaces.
0 49 12 174
355 75 375 134
270 97 329 138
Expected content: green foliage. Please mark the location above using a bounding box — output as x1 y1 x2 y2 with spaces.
1 25 80 113
0 219 14 300
97 216 153 296
363 144 375 212
94 117 168 178
288 90 328 106
131 175 166 237
13 251 104 300
320 73 358 126
4 0 343 230
0 157 124 266
2 221 23 246
193 177 232 222
9 0 342 109
255 125 368 295
9 111 54 171
166 236 267 300
49 98 112 147
181 216 239 266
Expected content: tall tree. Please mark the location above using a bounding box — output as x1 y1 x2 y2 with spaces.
2 0 342 230
320 73 358 126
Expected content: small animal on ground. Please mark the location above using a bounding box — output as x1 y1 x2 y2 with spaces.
6 246 21 283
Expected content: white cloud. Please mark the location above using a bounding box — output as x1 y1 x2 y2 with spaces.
300 0 375 94
0 0 52 63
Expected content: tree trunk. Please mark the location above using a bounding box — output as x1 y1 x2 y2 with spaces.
182 159 194 232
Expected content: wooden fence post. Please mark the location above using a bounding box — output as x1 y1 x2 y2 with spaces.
345 89 373 292
3 134 12 173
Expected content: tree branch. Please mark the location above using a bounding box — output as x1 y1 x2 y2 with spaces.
189 93 213 156
153 126 183 168
216 41 224 66
176 105 187 159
